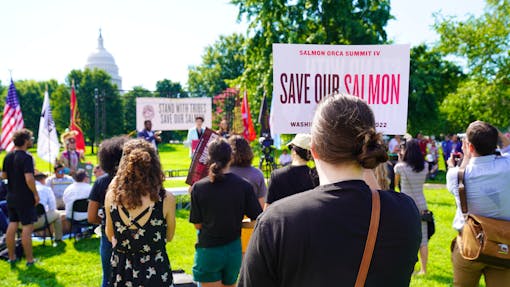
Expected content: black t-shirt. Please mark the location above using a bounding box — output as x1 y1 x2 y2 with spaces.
266 165 318 204
189 173 262 248
3 150 35 207
88 174 112 207
88 174 113 228
239 180 421 287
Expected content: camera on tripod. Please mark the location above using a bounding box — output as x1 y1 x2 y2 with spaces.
258 133 277 177
259 133 274 158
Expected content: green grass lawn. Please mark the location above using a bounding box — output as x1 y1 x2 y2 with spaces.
0 188 487 287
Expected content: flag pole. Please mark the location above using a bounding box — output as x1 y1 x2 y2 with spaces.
46 84 52 173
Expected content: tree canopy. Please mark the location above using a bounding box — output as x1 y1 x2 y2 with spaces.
435 0 510 130
229 0 392 126
51 68 124 145
407 45 464 135
188 33 246 98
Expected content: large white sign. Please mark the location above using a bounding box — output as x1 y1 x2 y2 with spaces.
271 44 410 135
136 97 212 131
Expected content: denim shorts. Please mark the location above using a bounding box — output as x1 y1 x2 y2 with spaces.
192 238 242 285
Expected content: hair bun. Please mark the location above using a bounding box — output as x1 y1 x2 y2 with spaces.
357 128 388 169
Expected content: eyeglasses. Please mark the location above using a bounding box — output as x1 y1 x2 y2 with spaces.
68 139 76 144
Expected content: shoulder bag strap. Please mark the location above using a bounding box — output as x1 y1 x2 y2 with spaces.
355 189 381 287
457 168 468 214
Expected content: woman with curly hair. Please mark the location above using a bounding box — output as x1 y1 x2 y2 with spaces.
105 139 176 287
190 138 262 287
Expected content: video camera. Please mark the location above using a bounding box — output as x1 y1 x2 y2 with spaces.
259 133 274 158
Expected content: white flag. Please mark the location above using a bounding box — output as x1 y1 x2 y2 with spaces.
37 90 60 163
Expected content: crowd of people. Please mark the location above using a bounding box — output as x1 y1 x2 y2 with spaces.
1 93 509 286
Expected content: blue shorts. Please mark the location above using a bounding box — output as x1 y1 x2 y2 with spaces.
193 238 242 285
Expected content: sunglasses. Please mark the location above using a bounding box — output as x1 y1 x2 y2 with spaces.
68 139 76 144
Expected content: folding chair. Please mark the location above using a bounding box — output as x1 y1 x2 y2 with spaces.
69 199 90 241
33 203 53 246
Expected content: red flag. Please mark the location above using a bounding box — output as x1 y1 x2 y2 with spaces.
70 83 86 152
241 91 256 142
0 80 25 151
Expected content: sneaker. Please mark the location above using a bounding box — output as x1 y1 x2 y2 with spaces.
8 258 17 268
26 259 38 267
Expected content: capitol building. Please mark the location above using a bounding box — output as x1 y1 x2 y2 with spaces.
85 30 122 90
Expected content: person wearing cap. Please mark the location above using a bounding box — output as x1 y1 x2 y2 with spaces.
34 171 64 242
59 130 85 176
63 169 91 224
265 134 319 209
46 163 74 210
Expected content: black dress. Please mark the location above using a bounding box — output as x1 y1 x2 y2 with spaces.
109 194 173 287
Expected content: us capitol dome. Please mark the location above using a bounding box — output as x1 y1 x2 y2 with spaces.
85 30 122 90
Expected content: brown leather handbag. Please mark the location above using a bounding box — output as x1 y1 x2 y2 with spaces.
456 168 510 268
354 189 380 287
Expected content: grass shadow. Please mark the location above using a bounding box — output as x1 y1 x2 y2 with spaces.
158 144 178 153
425 171 446 184
72 237 100 253
33 241 66 259
176 209 190 220
17 265 64 287
428 274 453 284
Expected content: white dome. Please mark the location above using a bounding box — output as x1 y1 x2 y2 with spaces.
85 31 122 90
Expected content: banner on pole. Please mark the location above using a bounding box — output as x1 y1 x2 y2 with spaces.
271 44 410 135
185 128 219 186
136 97 212 131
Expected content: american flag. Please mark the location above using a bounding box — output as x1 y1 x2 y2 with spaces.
1 80 25 151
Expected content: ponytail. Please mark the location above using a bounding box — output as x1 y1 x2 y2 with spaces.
209 162 226 183
207 138 232 183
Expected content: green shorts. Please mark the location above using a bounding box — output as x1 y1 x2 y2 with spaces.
192 238 242 285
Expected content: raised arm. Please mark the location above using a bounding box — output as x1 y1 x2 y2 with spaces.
164 191 176 242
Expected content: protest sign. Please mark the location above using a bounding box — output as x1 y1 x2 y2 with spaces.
271 44 410 135
185 128 219 186
136 97 212 131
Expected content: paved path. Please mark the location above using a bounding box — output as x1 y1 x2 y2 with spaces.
424 183 446 189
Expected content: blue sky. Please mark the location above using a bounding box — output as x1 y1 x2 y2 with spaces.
0 0 485 91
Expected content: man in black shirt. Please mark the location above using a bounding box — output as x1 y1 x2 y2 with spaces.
266 133 318 208
2 129 38 266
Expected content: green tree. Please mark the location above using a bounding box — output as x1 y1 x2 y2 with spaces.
155 79 187 98
11 80 60 138
188 33 246 97
435 0 510 129
0 80 5 100
52 68 124 146
231 0 392 123
123 86 153 133
407 45 464 135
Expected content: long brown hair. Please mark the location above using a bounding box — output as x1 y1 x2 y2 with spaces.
311 93 388 169
109 139 165 209
228 135 253 167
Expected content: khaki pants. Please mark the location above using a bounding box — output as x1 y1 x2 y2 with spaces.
452 239 510 287
33 209 64 241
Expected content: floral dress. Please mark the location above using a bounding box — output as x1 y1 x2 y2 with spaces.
109 196 173 287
